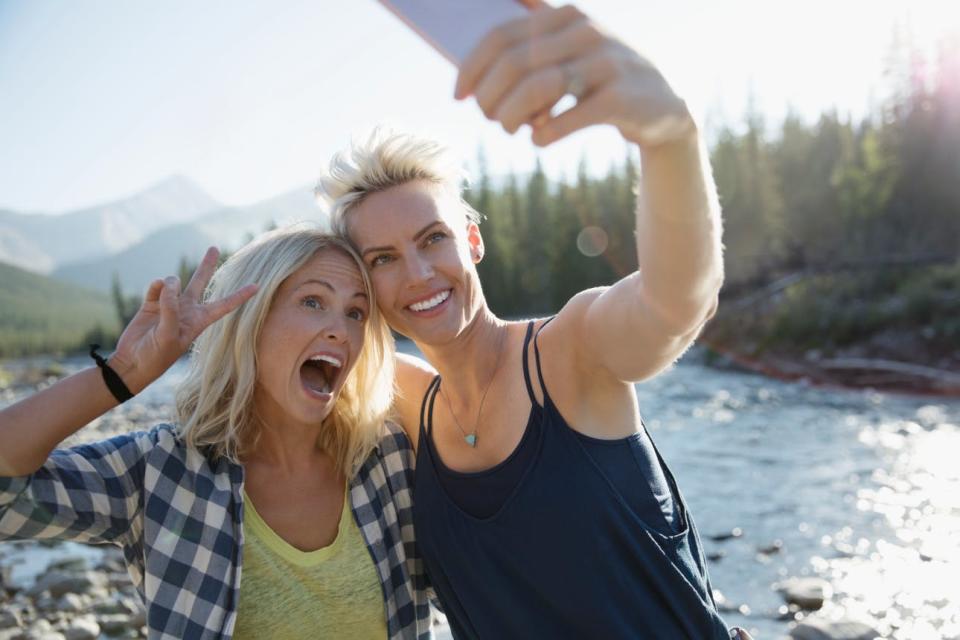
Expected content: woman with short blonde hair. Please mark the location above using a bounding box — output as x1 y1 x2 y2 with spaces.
317 3 747 638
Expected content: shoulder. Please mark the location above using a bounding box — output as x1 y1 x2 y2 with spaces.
392 353 438 448
62 423 181 464
536 286 608 363
395 352 437 391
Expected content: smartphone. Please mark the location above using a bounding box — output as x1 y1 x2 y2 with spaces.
377 0 534 67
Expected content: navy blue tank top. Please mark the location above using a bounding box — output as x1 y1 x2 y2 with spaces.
414 321 730 639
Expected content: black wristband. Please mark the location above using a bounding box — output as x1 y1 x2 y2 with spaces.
89 344 135 403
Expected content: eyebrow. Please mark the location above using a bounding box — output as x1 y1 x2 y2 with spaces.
293 279 368 300
360 221 445 258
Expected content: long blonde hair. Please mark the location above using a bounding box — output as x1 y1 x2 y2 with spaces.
174 226 395 477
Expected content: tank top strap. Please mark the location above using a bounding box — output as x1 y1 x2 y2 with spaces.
520 321 537 403
419 375 442 438
531 316 555 404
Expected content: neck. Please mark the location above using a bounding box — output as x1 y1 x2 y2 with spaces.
243 414 331 476
415 307 507 408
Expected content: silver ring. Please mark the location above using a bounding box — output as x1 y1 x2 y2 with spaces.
560 63 585 99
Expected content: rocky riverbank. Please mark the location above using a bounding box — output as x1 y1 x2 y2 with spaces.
700 264 960 396
0 362 172 640
0 545 145 640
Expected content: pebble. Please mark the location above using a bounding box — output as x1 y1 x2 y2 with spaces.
788 615 883 640
27 571 103 599
97 613 135 635
54 595 84 614
18 619 64 640
757 539 784 555
0 611 21 630
45 559 87 574
709 527 744 542
776 577 833 611
61 616 99 640
707 550 726 562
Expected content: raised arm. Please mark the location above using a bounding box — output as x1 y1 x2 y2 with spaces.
0 248 256 476
456 4 722 382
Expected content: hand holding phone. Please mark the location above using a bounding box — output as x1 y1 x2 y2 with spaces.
379 2 695 150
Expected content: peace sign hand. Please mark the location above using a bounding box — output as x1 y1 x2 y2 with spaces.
107 247 258 394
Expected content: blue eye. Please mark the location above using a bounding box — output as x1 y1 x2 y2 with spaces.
426 231 446 244
347 308 366 322
302 297 324 310
370 254 393 267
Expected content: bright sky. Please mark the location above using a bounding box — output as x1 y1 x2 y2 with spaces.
0 0 956 214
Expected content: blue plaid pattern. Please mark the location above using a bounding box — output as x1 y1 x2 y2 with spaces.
0 422 432 639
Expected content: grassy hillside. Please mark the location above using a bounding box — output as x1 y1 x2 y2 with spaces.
0 261 117 357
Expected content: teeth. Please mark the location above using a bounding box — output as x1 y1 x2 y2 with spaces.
409 290 450 312
309 354 342 368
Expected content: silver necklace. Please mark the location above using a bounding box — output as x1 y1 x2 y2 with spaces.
439 328 507 448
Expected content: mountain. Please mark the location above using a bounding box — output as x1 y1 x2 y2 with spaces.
52 185 325 294
0 175 221 273
0 261 115 357
52 224 220 296
194 185 323 248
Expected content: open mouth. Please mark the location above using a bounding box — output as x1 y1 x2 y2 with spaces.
299 354 343 397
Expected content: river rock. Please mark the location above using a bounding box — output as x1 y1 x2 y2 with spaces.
96 614 134 636
776 577 833 610
788 616 883 640
61 616 99 640
27 572 103 599
55 594 84 614
758 539 784 555
91 596 137 616
17 619 65 640
0 610 22 630
45 558 87 574
33 594 58 613
105 573 132 589
0 565 12 590
129 605 146 630
709 527 744 542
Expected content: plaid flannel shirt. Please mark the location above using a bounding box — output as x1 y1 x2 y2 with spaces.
0 422 432 639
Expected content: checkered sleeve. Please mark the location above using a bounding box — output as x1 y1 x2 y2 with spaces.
0 425 167 546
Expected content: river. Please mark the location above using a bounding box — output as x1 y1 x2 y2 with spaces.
2 345 958 639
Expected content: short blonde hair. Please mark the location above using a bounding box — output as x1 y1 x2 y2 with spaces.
174 226 395 477
316 128 481 237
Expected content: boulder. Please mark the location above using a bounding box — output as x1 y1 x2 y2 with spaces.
0 610 22 630
789 616 883 640
61 616 99 640
776 577 833 611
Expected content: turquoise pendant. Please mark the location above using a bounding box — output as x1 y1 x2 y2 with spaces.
464 433 478 447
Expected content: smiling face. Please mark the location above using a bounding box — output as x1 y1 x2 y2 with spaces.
252 247 369 431
347 180 486 345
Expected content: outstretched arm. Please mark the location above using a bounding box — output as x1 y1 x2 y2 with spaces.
456 4 723 382
0 248 256 476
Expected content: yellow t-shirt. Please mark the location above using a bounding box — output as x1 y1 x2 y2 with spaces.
233 487 387 639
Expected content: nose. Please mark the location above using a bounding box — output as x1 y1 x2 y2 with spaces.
321 313 348 343
404 252 434 285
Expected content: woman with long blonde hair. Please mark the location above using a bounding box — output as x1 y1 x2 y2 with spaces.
0 228 431 639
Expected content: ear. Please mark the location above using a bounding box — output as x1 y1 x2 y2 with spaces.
466 222 484 263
